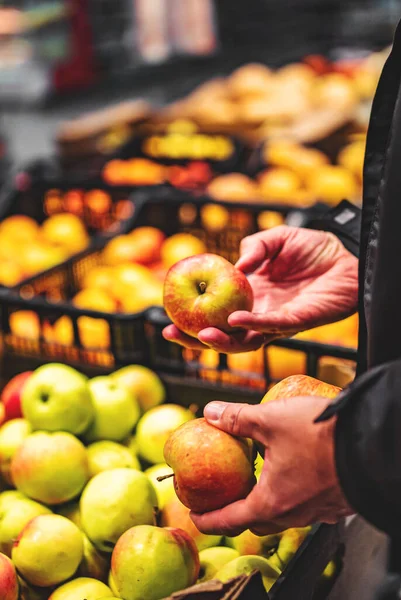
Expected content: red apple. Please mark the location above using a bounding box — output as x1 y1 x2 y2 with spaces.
163 253 253 338
0 404 5 427
164 418 256 513
161 497 222 550
1 372 33 421
0 552 19 600
262 374 341 404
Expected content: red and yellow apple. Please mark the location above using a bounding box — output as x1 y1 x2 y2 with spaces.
164 418 256 513
161 497 222 550
111 524 200 600
262 374 341 404
163 253 253 338
0 552 18 600
1 372 33 421
11 432 89 505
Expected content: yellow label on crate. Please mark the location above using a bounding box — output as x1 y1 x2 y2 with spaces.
142 133 234 161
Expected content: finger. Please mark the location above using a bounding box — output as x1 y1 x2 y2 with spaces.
198 327 266 353
203 401 267 442
235 227 289 274
236 238 268 274
190 498 256 537
162 324 207 350
228 310 299 335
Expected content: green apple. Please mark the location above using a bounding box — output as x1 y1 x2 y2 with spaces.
78 534 110 582
112 365 165 413
0 490 25 513
21 364 93 435
12 514 83 587
85 377 140 443
49 578 112 600
198 547 240 583
80 468 157 552
214 555 280 592
136 404 194 464
87 441 141 478
0 497 52 556
0 551 19 600
57 502 82 530
226 529 267 556
144 463 175 509
111 524 199 600
262 527 311 571
11 432 89 505
0 419 32 484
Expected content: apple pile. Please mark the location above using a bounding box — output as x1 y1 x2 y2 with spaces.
0 367 330 599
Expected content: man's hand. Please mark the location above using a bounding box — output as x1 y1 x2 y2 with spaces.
163 226 358 353
190 398 353 537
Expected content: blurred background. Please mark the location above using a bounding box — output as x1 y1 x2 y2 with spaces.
0 0 400 169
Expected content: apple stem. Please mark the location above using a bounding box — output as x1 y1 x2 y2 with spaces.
198 281 207 294
156 473 174 482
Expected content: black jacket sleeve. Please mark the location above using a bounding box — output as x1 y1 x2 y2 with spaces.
316 362 401 536
306 200 361 258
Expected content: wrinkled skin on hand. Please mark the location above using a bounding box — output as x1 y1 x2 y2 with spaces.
190 397 353 537
163 226 358 353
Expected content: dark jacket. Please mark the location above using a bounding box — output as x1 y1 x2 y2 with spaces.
309 18 401 564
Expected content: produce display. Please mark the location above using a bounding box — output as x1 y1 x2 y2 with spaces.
0 368 337 600
0 214 89 287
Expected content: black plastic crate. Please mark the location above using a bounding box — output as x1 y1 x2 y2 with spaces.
0 191 323 373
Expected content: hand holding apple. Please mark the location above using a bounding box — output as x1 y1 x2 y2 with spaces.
163 253 253 340
164 418 256 513
191 395 352 537
164 226 358 353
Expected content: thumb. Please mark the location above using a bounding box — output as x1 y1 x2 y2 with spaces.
204 401 265 443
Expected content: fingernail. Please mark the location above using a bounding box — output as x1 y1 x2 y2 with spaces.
204 402 226 423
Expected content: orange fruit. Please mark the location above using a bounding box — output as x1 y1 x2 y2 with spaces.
258 168 302 203
314 73 358 108
9 311 40 340
119 279 163 313
200 204 229 232
103 235 139 266
207 173 260 202
308 165 359 205
85 190 112 215
124 159 166 185
52 316 74 346
0 215 39 241
78 317 110 350
81 266 115 293
161 233 207 269
228 63 274 98
337 140 366 181
72 288 117 313
19 243 67 276
41 213 89 254
0 260 24 286
227 349 265 375
113 263 154 289
258 211 285 230
267 345 306 380
128 227 166 265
